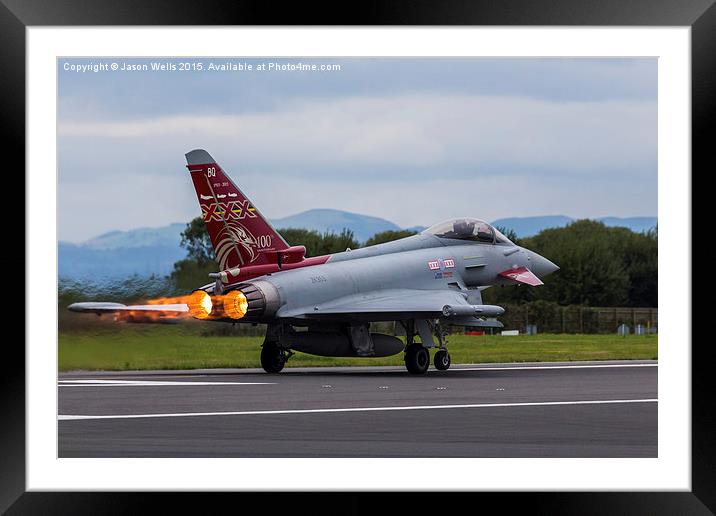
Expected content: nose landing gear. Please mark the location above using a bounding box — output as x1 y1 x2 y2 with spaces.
433 348 451 370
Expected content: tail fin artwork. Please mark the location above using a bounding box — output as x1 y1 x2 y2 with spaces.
185 149 290 271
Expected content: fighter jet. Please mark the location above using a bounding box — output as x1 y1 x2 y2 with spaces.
69 149 559 374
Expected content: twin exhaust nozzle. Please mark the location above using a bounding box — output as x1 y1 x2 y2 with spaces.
187 290 248 320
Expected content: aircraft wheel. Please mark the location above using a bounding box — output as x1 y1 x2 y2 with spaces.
261 341 286 373
405 344 430 374
434 349 451 371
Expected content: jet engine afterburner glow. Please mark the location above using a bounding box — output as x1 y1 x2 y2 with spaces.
187 290 213 319
222 290 249 319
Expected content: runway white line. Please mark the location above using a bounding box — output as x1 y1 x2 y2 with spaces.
58 361 657 382
58 380 275 387
58 398 657 421
452 363 658 372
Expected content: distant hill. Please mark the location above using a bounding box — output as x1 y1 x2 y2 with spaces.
58 211 656 281
82 223 187 250
58 241 187 280
271 209 401 243
58 210 402 281
491 215 657 238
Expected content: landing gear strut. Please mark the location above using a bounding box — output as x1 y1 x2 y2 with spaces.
401 319 451 373
402 320 429 374
261 341 288 373
432 320 451 371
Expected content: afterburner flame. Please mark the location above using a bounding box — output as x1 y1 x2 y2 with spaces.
115 309 184 323
146 296 193 305
136 290 249 321
187 290 213 319
222 290 248 319
111 294 196 323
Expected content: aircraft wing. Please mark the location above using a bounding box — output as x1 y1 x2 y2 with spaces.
277 288 501 322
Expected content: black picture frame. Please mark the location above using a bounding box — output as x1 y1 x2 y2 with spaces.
5 0 709 513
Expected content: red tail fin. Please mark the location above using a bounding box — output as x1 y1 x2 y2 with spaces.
185 149 289 270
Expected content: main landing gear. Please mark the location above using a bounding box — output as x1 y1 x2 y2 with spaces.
260 341 286 373
260 324 295 373
404 343 430 374
401 320 451 374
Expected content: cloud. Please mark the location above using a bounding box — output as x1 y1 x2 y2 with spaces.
57 59 657 241
59 173 198 241
59 93 655 178
58 58 657 123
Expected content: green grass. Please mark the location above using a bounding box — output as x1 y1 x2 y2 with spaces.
58 326 658 371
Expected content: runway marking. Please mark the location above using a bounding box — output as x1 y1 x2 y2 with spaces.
58 398 657 421
56 361 657 382
452 363 657 372
58 379 275 387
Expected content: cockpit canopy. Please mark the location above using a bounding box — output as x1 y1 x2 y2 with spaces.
423 218 513 244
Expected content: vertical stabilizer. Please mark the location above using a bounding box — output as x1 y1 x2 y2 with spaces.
185 149 289 270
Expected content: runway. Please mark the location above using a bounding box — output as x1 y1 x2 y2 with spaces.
58 360 657 457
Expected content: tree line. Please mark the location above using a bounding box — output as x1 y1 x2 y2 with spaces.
486 220 657 307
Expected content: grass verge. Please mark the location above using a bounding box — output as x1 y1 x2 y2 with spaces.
58 326 658 371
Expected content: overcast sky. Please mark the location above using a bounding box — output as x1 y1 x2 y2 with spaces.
58 57 657 243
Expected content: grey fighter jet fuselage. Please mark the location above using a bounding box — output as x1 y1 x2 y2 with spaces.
69 149 559 374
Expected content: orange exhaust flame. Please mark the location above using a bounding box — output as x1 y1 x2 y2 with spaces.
186 290 213 319
145 296 196 305
130 289 249 321
221 290 249 319
115 310 187 323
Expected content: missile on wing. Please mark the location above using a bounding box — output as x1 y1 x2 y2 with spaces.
441 304 505 318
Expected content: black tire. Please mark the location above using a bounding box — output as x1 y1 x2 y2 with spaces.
405 344 430 374
434 349 451 371
261 341 286 373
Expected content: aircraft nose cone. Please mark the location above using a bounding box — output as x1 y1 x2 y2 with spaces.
526 250 560 279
